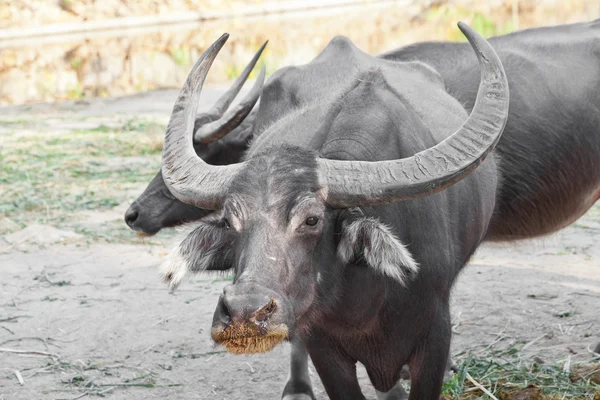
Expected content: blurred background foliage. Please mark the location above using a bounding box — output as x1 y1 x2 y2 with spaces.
0 0 598 105
427 4 516 40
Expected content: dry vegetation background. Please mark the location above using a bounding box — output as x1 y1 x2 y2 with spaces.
0 0 599 105
0 1 599 399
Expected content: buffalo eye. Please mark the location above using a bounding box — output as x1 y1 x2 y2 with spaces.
305 216 319 227
223 219 231 230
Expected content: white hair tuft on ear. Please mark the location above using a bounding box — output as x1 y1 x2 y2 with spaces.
337 217 419 286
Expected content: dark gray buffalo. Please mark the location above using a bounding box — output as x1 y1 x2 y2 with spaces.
158 22 509 399
128 20 600 396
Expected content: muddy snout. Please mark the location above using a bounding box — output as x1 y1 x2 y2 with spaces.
211 284 292 354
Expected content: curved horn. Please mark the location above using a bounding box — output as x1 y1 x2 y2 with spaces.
193 41 267 144
195 65 266 144
317 22 509 208
162 34 245 210
208 41 267 118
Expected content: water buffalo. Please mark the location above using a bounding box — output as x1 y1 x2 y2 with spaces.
127 19 600 396
124 42 266 235
158 22 509 400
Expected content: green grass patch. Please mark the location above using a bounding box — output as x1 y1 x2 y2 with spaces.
170 46 191 67
69 219 179 245
426 4 515 41
0 117 166 237
442 353 600 399
0 119 29 126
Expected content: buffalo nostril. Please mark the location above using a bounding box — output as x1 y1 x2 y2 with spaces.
124 208 139 226
217 297 232 323
255 298 278 322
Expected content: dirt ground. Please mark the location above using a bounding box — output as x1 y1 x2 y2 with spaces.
1 89 599 400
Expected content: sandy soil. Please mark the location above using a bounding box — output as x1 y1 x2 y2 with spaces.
1 89 599 400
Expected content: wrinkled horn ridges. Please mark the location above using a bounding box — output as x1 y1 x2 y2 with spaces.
318 22 509 208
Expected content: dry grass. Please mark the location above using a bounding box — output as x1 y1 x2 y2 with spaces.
0 116 177 244
442 351 600 399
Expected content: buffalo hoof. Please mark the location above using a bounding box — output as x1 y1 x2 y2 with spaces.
282 380 315 400
282 395 314 400
594 342 600 354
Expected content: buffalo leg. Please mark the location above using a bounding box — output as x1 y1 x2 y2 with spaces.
407 307 451 400
305 335 366 400
399 355 457 380
382 356 455 400
282 337 316 400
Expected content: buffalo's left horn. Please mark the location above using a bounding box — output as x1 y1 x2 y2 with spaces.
162 34 247 210
194 41 268 144
317 22 510 207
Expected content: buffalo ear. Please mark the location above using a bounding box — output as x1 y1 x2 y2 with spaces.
160 216 234 290
337 216 418 286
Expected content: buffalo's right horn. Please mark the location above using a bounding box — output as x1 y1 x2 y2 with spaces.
162 34 247 210
194 41 268 144
317 22 510 208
